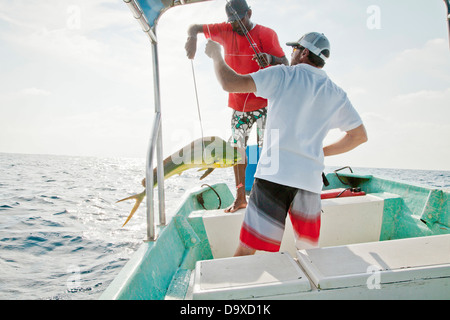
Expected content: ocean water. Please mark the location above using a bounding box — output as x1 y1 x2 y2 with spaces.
0 152 448 300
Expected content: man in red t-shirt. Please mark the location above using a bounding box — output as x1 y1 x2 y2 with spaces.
185 0 288 213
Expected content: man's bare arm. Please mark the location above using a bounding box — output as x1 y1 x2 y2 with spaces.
252 53 289 68
185 24 205 59
323 124 368 156
205 40 256 93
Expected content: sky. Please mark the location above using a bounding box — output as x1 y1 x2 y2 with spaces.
0 0 449 171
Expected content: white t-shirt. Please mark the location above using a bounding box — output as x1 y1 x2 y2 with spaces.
250 64 363 194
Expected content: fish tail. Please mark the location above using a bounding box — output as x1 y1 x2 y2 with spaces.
117 191 146 227
117 193 140 203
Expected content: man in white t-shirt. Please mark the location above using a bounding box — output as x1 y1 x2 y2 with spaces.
205 32 368 256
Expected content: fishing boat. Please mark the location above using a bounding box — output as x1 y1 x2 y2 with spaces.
100 0 450 300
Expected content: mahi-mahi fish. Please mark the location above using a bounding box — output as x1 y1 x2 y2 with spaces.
117 136 243 226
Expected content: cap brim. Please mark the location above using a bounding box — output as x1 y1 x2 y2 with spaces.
286 41 299 47
227 13 246 22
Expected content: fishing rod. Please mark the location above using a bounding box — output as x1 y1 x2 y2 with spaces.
225 0 268 67
190 1 263 160
192 1 268 166
445 0 450 50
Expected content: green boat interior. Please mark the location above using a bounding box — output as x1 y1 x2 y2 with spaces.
100 0 450 300
101 172 450 300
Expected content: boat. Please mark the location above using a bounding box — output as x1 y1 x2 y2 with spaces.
100 0 450 300
101 168 450 300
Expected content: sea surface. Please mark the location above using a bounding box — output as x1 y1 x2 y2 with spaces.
0 152 449 300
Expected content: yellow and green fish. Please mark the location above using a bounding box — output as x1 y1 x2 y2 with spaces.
117 136 242 226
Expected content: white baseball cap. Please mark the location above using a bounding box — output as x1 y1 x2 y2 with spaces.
286 32 330 61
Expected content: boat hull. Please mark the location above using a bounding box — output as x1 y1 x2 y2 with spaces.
101 173 450 300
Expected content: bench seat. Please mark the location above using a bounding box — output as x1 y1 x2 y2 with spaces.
296 234 450 290
192 252 311 300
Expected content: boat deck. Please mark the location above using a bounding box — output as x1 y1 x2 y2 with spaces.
188 234 450 300
167 190 450 300
101 177 450 300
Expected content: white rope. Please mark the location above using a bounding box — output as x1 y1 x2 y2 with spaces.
190 59 206 158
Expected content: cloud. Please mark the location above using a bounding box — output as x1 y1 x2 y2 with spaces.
0 0 449 170
0 0 148 71
394 88 450 105
19 88 51 97
328 37 450 170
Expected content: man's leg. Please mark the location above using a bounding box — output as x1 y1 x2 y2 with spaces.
226 111 251 213
289 189 322 249
225 158 248 213
235 179 297 256
226 108 266 213
234 243 256 257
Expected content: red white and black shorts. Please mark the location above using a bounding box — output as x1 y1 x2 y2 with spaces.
239 178 322 252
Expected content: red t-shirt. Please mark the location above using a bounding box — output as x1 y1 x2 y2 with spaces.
203 23 285 112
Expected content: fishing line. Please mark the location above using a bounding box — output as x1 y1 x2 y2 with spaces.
225 0 266 67
225 0 266 116
190 59 206 158
189 2 267 191
191 24 213 160
225 0 267 196
227 0 268 157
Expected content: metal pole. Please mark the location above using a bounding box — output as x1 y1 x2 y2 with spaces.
445 0 450 50
145 113 161 241
151 25 166 227
157 134 166 226
123 0 171 241
144 26 166 241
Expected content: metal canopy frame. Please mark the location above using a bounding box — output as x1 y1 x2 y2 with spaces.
445 0 450 49
122 0 450 242
123 0 212 241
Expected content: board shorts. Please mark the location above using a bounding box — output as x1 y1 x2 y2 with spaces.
239 178 322 252
229 108 267 149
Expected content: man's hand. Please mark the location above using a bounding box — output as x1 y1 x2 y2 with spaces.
252 53 271 68
185 36 197 60
205 40 223 60
185 24 204 60
323 124 368 157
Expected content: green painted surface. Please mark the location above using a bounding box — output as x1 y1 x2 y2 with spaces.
100 221 185 300
100 183 233 300
325 172 450 240
101 175 449 300
165 268 192 300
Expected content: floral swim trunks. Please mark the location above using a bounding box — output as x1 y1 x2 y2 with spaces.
229 108 267 149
